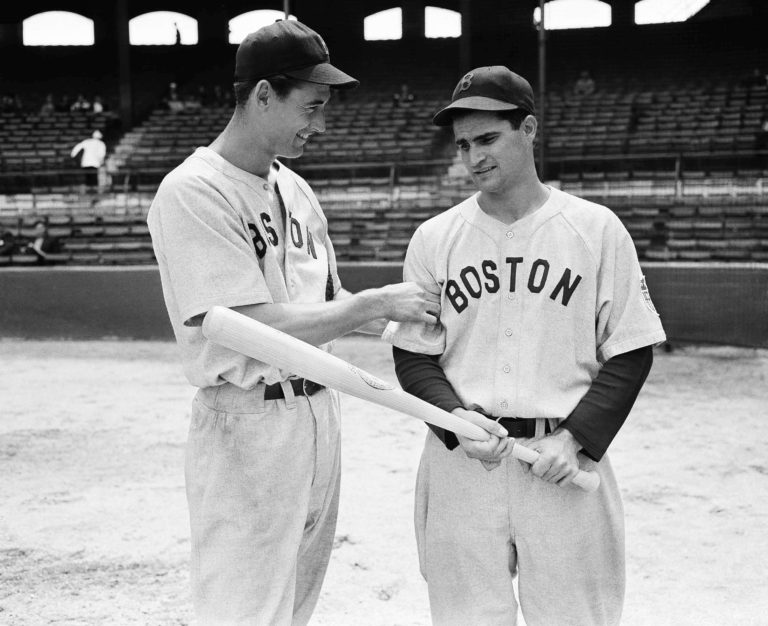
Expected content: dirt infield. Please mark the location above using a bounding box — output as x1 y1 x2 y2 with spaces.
1 338 766 625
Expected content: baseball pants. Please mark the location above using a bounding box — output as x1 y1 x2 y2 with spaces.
186 381 341 625
415 429 625 626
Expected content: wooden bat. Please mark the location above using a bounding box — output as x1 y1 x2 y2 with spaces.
201 306 600 492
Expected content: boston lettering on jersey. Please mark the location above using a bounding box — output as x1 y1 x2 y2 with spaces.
445 256 582 313
248 211 318 260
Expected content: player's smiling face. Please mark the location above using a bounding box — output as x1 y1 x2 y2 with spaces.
453 110 535 196
269 81 330 158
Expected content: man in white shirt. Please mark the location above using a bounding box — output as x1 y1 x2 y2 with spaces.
70 130 106 187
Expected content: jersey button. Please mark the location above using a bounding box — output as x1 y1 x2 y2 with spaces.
506 231 514 239
504 328 513 337
507 293 514 300
263 184 269 190
500 401 508 409
503 365 511 373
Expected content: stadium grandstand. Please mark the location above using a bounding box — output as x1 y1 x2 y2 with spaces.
0 0 766 345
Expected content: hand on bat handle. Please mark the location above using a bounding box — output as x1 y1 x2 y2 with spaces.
455 409 600 492
452 408 516 469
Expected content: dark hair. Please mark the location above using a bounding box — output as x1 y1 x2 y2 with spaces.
497 108 533 129
233 74 304 107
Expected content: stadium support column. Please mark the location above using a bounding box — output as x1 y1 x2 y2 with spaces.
115 0 132 129
537 0 546 181
611 0 635 28
0 22 22 47
459 0 472 72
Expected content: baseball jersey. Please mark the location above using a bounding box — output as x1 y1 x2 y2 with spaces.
383 186 666 419
148 146 341 389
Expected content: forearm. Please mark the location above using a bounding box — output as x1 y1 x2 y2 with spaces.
233 289 388 346
559 345 654 461
393 346 463 449
334 288 387 336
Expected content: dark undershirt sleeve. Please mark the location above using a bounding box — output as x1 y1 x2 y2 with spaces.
393 345 654 458
559 345 654 462
392 347 462 450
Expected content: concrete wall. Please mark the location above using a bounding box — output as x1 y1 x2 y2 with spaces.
1 263 766 347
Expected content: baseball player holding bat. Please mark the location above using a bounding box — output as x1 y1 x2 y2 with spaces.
384 66 667 625
147 21 439 625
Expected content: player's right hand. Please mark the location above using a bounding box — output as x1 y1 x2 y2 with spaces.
453 408 514 468
379 281 441 324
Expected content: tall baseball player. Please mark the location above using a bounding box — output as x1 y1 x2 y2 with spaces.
384 66 666 625
147 21 439 625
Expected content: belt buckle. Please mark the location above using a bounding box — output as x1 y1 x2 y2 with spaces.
303 379 324 396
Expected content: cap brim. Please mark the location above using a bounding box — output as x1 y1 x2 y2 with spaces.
285 63 359 89
433 96 520 126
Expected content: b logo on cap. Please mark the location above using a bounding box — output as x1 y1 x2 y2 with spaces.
459 72 473 92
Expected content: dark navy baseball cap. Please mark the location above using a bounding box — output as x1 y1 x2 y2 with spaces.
235 20 359 89
433 66 535 126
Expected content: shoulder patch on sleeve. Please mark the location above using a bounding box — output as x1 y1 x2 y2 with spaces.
640 275 659 315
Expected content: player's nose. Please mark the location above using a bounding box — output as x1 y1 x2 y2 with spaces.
310 109 326 134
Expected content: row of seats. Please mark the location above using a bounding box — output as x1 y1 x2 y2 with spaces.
5 179 765 264
0 111 119 172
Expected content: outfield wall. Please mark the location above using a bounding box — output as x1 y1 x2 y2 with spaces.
1 263 766 347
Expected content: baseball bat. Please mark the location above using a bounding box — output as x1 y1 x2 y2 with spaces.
201 306 600 492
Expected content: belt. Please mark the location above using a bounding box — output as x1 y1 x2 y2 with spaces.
493 417 552 438
263 378 324 400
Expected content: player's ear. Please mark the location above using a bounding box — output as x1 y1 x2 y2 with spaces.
254 80 271 108
522 114 537 141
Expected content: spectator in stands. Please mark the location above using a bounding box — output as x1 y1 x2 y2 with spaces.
573 70 596 96
212 84 224 106
39 94 55 115
166 81 185 113
1 93 22 112
147 19 438 625
0 228 16 257
26 220 61 265
393 82 416 107
70 130 107 187
70 94 92 112
757 117 768 150
91 95 104 114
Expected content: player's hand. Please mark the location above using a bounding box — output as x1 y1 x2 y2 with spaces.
453 408 514 470
523 428 582 487
378 282 441 324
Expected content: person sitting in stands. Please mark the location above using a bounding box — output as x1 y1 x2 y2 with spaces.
70 94 92 112
0 228 16 257
39 94 55 115
393 82 416 107
91 96 104 114
573 70 596 96
26 220 62 265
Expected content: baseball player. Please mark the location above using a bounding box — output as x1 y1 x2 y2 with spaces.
147 21 439 625
384 66 666 625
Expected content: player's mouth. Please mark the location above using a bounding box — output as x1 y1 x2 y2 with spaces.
474 165 496 177
297 131 312 142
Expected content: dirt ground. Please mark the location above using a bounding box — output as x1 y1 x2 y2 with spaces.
0 338 766 625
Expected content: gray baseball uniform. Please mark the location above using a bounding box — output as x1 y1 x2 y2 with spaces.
148 146 342 624
384 186 666 625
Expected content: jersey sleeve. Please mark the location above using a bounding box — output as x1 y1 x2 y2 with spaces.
595 218 667 363
150 175 273 326
382 227 445 355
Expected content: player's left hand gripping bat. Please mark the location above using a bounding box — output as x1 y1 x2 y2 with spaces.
202 306 600 492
